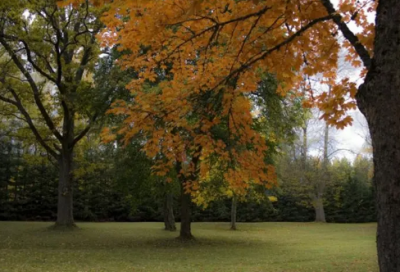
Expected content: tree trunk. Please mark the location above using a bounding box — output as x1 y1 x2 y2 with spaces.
314 196 326 223
179 183 193 239
163 193 176 231
301 124 308 171
230 195 237 230
54 111 75 229
313 122 328 223
355 1 400 270
55 149 75 228
176 148 201 240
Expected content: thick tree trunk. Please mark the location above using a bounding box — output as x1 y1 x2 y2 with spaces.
55 149 75 228
356 1 400 270
179 184 193 239
230 195 237 230
176 149 201 240
313 196 326 223
54 110 76 229
164 193 176 231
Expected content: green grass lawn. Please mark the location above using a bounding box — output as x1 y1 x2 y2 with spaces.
0 222 377 272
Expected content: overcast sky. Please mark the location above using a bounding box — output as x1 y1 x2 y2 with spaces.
308 0 375 162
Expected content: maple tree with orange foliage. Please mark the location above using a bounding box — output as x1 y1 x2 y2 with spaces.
60 0 400 270
81 0 374 239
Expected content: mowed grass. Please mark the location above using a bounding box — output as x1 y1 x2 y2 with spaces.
0 222 377 272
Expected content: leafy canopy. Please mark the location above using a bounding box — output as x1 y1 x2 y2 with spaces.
60 0 375 194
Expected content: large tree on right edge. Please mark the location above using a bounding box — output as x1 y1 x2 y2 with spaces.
354 1 400 271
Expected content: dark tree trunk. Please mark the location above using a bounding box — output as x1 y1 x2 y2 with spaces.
179 183 193 239
176 149 201 240
54 111 76 229
164 193 176 231
356 1 400 270
55 149 75 228
230 195 237 230
314 196 326 223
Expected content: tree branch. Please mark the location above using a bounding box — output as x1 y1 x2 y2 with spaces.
320 0 372 69
211 15 334 92
71 113 98 147
0 37 63 142
20 40 57 83
0 87 59 159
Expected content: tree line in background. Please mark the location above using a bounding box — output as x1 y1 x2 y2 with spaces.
0 123 375 225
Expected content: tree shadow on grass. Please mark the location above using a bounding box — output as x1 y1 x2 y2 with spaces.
7 229 278 251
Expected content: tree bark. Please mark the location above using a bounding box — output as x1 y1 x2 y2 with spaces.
55 148 75 228
54 110 76 229
314 196 326 223
163 193 176 231
355 1 400 270
301 124 308 172
176 149 201 240
230 195 237 230
179 182 193 239
313 122 329 223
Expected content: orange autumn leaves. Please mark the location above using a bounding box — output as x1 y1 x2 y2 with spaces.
87 0 374 123
61 0 374 194
103 79 278 195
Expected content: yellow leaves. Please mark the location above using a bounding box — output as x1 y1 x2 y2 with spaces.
192 194 207 208
225 190 234 198
268 196 278 202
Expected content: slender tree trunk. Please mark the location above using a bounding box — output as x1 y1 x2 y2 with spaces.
314 196 326 223
230 195 237 230
323 123 329 162
301 125 308 171
163 193 176 231
356 1 400 270
313 122 329 223
179 182 193 239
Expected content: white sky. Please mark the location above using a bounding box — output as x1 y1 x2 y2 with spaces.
332 110 370 160
306 0 375 162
